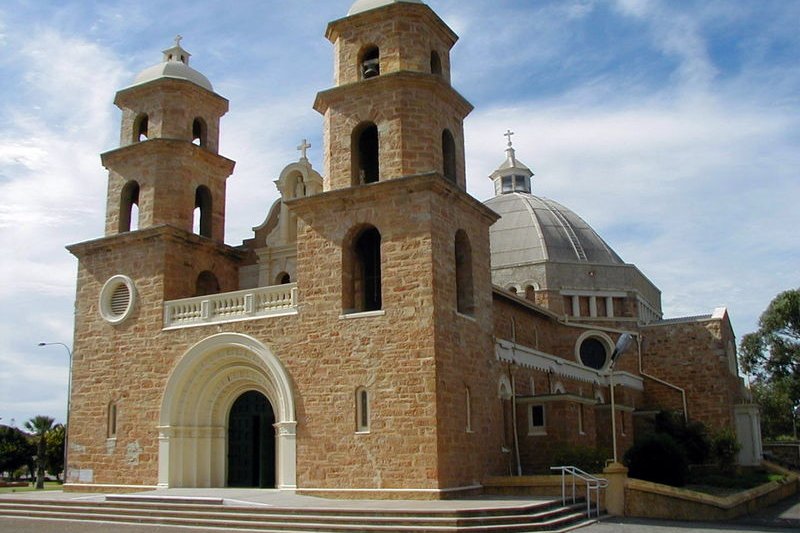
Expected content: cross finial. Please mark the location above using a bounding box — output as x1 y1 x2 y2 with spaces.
174 35 183 48
297 139 311 160
504 129 515 147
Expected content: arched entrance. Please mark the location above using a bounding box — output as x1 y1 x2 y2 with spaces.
158 333 297 489
227 391 276 488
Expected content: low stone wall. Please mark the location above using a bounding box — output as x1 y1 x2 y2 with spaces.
483 475 607 510
625 463 798 521
764 442 800 469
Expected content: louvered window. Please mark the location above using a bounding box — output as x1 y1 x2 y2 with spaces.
110 284 130 317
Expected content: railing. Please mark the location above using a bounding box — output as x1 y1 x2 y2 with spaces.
550 465 608 518
164 283 298 329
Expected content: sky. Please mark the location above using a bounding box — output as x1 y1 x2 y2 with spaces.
0 0 798 428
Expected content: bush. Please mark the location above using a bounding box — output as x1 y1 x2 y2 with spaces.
712 429 741 474
653 411 711 465
552 445 608 474
624 433 688 486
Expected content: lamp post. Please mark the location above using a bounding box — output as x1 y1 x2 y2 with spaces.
608 333 634 464
37 342 72 483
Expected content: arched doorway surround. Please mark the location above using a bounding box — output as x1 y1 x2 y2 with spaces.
158 333 297 489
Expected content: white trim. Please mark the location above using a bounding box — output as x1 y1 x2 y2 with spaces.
495 338 644 391
528 404 546 436
340 310 386 320
574 330 614 372
99 275 136 324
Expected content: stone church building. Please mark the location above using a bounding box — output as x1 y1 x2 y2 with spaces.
65 0 761 497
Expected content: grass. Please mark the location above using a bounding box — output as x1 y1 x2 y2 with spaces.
686 467 785 497
0 481 63 494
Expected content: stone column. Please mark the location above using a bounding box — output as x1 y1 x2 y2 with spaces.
603 462 628 516
274 421 297 489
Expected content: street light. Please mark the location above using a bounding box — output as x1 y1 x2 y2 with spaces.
608 333 634 464
37 342 72 484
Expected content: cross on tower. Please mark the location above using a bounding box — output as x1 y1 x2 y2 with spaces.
174 35 183 48
504 129 515 147
297 139 311 160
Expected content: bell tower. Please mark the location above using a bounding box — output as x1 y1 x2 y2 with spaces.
291 0 505 493
314 0 472 190
102 37 234 243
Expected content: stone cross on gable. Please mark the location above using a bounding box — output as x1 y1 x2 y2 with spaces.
297 139 311 160
174 35 183 48
504 129 515 147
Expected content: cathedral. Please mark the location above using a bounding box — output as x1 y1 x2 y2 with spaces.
65 0 761 497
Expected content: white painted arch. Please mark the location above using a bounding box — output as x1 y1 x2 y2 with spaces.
158 333 297 489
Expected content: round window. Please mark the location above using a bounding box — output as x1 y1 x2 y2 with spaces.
99 275 136 324
579 337 608 370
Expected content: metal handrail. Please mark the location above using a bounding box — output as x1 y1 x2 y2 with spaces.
550 465 608 518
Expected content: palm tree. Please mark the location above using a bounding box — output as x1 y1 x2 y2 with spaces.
24 415 55 489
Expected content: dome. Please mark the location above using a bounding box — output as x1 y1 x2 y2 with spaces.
348 0 425 16
485 192 625 267
130 37 213 92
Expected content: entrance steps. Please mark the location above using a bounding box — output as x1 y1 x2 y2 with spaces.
0 494 598 532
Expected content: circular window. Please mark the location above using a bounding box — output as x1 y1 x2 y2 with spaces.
99 275 136 324
579 337 608 370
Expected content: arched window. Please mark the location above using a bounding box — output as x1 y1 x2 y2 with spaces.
192 117 207 147
276 272 291 285
465 386 472 433
133 113 149 143
455 230 474 315
344 226 382 313
525 285 536 300
442 129 456 183
119 180 140 233
359 45 380 79
430 50 442 76
352 122 379 185
194 186 213 238
195 271 220 296
107 401 118 439
355 387 370 433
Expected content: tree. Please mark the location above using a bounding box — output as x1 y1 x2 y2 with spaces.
0 425 35 479
23 415 55 489
45 424 65 482
750 378 796 440
740 288 800 430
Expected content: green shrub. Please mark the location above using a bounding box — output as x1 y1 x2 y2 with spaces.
624 433 688 486
653 411 711 465
712 429 741 474
552 445 608 474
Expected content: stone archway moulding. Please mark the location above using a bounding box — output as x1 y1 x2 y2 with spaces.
157 333 297 489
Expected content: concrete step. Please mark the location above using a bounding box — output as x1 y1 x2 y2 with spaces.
0 497 595 532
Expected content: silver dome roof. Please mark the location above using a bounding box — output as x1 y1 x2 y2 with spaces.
485 192 625 267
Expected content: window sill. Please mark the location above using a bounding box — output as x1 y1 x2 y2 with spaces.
355 430 371 435
340 310 386 320
528 429 547 436
456 311 476 322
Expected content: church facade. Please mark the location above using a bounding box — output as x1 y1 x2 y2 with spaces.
65 0 761 498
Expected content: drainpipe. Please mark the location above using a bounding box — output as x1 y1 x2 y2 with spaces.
636 334 688 423
510 318 522 476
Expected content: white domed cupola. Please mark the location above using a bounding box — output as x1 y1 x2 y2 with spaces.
490 130 534 196
347 0 424 16
132 35 214 92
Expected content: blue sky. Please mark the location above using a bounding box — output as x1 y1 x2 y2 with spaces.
0 0 798 427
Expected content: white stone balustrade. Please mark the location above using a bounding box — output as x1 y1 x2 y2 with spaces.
164 284 298 329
